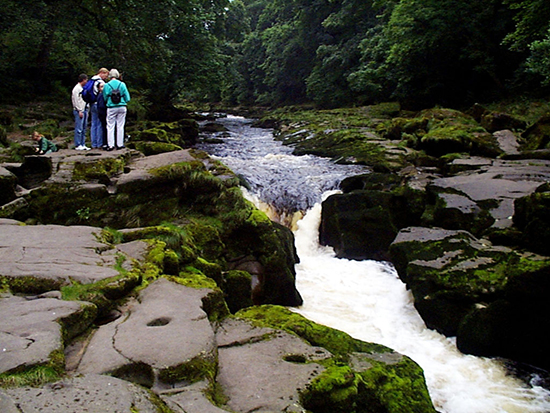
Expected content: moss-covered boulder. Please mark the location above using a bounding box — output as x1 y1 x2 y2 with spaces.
320 173 425 261
0 166 17 205
126 141 183 155
130 119 199 148
521 114 550 150
389 227 514 336
236 305 437 413
457 254 550 370
390 226 550 370
426 186 495 236
514 189 550 255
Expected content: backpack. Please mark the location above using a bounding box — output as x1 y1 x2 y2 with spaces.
81 78 100 103
110 84 122 104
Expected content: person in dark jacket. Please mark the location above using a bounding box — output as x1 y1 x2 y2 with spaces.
96 83 108 149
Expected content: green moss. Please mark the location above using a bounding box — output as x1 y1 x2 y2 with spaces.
73 157 125 181
223 270 253 313
1 275 63 295
0 349 65 388
300 365 361 412
158 354 217 384
358 356 436 413
128 141 183 155
61 273 140 317
236 305 391 357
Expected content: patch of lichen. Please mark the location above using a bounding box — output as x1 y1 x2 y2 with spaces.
0 349 65 388
236 305 391 357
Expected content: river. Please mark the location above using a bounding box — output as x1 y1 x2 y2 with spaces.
196 114 550 413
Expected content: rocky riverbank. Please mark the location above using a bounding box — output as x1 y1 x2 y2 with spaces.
0 111 436 413
266 103 550 374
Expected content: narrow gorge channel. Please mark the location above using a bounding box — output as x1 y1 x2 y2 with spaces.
196 114 550 413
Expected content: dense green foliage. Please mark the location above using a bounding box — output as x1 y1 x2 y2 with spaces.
1 0 550 109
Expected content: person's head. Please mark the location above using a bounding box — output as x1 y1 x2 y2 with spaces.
98 83 104 92
78 73 88 85
98 68 109 80
109 69 120 79
31 131 42 141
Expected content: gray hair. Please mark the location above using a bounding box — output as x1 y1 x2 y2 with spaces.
109 69 120 79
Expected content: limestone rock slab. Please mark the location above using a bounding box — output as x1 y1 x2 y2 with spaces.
78 278 216 386
3 374 165 413
216 318 331 413
0 223 119 287
0 294 92 374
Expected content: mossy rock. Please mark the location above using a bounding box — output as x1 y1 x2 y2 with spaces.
237 306 436 413
222 270 253 313
521 114 550 150
127 141 183 155
0 349 65 388
236 305 391 356
73 157 125 181
514 191 550 255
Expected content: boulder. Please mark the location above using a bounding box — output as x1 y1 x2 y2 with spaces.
2 374 166 412
0 294 96 375
521 114 550 150
389 227 512 336
513 189 550 255
0 166 17 205
390 226 550 370
77 278 218 389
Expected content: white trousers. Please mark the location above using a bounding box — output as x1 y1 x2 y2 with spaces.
106 106 127 148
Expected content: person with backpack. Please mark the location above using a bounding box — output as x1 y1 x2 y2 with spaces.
71 73 90 150
103 68 131 151
86 68 109 149
96 83 108 149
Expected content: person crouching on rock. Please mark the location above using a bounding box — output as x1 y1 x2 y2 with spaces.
32 131 58 154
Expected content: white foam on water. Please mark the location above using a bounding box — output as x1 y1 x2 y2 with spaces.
291 200 550 413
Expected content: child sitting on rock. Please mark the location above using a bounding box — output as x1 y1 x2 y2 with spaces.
32 131 58 154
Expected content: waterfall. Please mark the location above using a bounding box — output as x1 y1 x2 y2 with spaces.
197 115 550 413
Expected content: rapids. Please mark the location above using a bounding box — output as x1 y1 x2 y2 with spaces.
196 114 550 412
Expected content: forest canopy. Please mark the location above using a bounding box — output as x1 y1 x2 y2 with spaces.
1 0 550 110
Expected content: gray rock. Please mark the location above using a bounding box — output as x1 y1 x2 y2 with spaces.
0 224 120 288
431 159 550 228
78 278 216 389
0 294 94 374
162 380 230 413
3 374 167 413
493 129 520 155
216 318 331 413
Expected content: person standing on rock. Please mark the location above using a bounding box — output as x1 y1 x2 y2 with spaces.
96 83 108 149
89 68 109 149
103 68 130 151
71 73 90 151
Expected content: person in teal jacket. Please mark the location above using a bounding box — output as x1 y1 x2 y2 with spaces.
32 131 58 154
103 68 131 150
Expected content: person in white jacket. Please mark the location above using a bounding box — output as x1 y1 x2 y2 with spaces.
71 74 90 150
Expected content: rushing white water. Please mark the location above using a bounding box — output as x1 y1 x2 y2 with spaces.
198 115 550 413
291 197 550 413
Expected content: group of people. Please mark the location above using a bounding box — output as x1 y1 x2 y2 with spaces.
71 68 131 151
